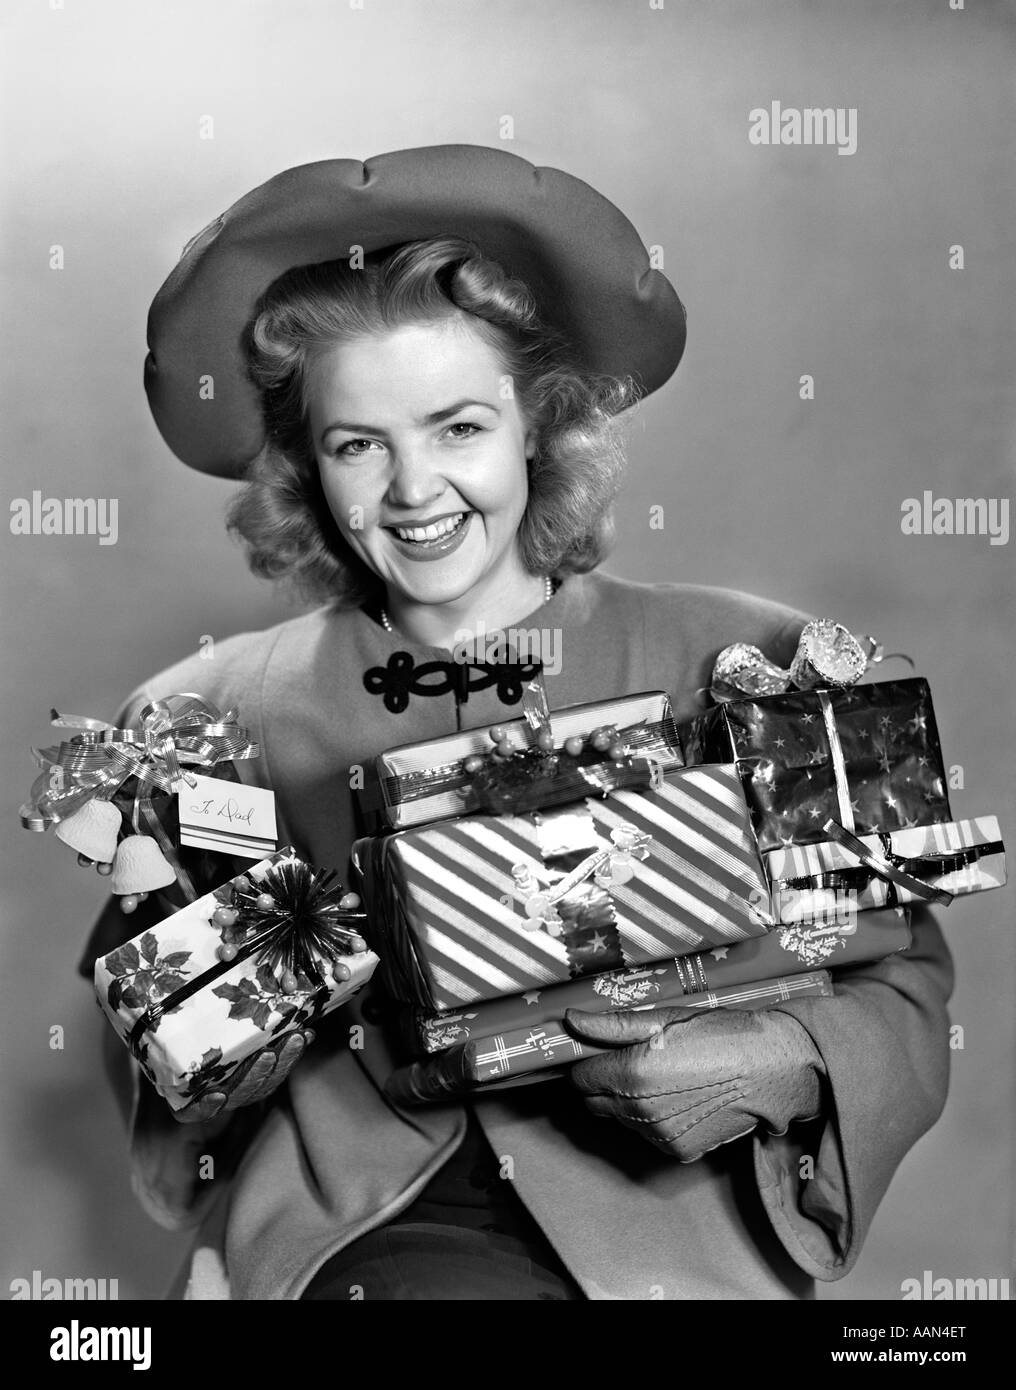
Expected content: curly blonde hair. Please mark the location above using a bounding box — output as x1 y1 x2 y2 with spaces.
227 236 639 606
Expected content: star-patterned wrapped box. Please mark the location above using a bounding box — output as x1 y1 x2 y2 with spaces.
359 690 683 832
681 677 952 853
386 972 835 1102
405 906 911 1052
352 763 775 1014
94 848 379 1111
766 816 1005 924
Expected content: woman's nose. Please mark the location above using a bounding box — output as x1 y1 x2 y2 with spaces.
386 444 447 509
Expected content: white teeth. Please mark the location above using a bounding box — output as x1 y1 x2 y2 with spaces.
395 512 465 543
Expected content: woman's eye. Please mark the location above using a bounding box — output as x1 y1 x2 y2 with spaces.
337 438 379 457
446 422 482 440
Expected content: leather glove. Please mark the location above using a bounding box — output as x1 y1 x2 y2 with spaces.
173 1028 314 1126
567 1006 826 1162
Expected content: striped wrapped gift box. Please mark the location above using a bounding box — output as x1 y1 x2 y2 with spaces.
353 763 775 1013
765 815 1006 923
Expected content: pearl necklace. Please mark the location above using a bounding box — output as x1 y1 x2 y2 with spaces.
379 575 554 634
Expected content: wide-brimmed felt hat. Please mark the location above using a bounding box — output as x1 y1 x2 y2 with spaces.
143 144 687 477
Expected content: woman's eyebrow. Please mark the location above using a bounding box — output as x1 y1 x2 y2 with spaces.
321 398 500 442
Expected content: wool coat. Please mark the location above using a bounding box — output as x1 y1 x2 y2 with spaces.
81 569 954 1299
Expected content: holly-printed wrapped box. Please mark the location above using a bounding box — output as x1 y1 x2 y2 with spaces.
405 906 910 1052
94 848 378 1111
353 763 774 1014
765 816 1005 924
681 677 952 852
386 971 834 1103
359 690 683 832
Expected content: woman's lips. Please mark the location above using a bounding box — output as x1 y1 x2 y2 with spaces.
385 510 474 562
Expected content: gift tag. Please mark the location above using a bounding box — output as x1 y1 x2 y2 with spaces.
177 774 278 858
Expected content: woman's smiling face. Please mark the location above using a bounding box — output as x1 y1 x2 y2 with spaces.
307 315 536 612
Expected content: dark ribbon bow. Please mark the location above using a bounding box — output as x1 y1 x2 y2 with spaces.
363 652 543 715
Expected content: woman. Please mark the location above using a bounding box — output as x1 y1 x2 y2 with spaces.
81 146 953 1300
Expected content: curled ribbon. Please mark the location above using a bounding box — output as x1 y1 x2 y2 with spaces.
20 693 259 833
819 819 954 907
708 618 913 704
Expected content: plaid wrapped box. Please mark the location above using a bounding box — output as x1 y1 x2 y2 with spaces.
407 906 910 1052
766 816 1005 923
353 763 774 1013
681 677 952 852
359 690 682 831
386 972 834 1102
94 849 379 1110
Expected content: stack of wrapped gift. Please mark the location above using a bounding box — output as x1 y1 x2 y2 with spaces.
352 676 908 1104
94 847 379 1110
681 619 1006 934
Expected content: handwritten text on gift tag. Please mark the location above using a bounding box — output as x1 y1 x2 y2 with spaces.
177 774 278 858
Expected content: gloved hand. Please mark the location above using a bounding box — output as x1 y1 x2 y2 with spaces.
173 1028 315 1126
566 1006 826 1162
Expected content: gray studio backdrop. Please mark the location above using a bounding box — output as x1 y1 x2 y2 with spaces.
2 0 1013 1300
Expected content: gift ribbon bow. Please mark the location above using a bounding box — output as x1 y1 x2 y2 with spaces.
20 693 259 832
707 619 914 837
813 819 956 907
708 618 912 704
511 824 652 936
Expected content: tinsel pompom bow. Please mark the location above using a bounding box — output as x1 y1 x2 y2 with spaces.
708 619 913 703
210 858 369 993
20 693 259 832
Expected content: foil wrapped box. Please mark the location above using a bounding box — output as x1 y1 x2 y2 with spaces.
358 690 683 832
353 763 773 1013
681 677 952 852
766 816 1005 923
94 849 379 1111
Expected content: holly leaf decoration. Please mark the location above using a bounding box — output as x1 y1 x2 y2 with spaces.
140 933 159 966
223 996 261 1023
256 962 279 995
120 984 146 1011
253 1002 273 1031
154 971 188 995
105 942 140 977
107 978 122 1012
160 951 191 970
133 970 157 999
212 983 248 1004
179 1047 235 1099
